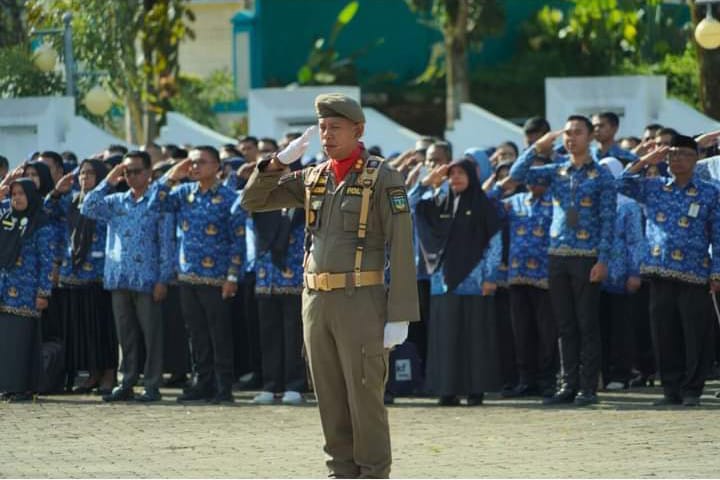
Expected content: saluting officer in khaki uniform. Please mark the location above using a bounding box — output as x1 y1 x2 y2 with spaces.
242 94 419 478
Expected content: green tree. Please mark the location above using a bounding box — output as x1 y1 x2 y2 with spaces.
0 43 65 97
690 1 720 120
27 0 194 144
406 0 505 129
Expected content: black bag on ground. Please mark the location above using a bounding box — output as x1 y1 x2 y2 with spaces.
387 341 424 396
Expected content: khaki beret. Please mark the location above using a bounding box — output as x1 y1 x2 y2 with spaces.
314 93 365 123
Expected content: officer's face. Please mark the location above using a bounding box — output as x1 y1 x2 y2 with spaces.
319 117 363 159
563 120 592 156
448 165 469 194
122 157 151 191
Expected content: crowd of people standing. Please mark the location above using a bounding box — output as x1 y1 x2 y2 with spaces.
0 109 719 408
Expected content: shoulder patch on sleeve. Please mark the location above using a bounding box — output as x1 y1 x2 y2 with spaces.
387 186 410 214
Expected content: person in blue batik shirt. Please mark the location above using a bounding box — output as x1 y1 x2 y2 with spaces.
597 158 646 392
412 158 503 407
0 179 54 402
487 155 558 399
591 112 638 166
82 151 175 402
510 115 616 407
619 135 720 407
150 146 245 404
242 201 306 405
46 159 118 396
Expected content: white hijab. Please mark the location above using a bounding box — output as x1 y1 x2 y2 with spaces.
599 157 631 206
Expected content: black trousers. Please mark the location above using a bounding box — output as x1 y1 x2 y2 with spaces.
242 272 262 379
599 291 634 385
508 285 557 390
179 284 234 393
495 287 517 387
629 282 655 378
112 290 164 390
162 285 191 376
407 279 430 368
548 255 601 393
648 278 714 398
257 294 305 393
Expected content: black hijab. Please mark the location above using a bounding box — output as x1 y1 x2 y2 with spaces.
253 209 305 269
415 158 500 292
68 159 108 269
23 161 54 197
0 179 49 269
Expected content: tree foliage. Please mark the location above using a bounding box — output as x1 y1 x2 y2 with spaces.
0 43 65 97
26 0 195 143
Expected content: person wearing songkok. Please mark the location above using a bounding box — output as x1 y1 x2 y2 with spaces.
619 135 720 406
149 146 245 404
510 115 616 406
82 151 175 402
46 159 117 395
0 179 53 402
411 158 502 407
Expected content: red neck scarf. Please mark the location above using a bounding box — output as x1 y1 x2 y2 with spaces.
330 144 363 184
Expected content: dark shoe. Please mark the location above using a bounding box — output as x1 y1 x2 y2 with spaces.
136 388 162 403
573 391 598 406
466 393 484 406
542 389 577 405
501 383 538 398
438 395 460 406
208 391 234 404
102 386 135 402
95 386 114 396
716 391 720 399
383 392 395 405
682 396 700 407
652 395 682 406
7 392 34 403
163 374 189 389
177 386 214 403
73 383 99 395
234 372 261 390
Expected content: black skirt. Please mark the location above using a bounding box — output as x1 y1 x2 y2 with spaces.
57 285 118 372
426 293 503 396
0 313 42 393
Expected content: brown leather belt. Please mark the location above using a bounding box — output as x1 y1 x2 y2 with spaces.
304 270 384 291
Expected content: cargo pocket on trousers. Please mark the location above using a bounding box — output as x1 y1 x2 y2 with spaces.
361 343 388 389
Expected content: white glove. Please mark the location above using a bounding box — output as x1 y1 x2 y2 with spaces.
277 125 316 164
383 322 409 349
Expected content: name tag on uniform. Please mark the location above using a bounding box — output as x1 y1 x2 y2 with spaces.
688 203 700 218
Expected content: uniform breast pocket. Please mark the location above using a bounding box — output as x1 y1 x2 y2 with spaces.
341 196 362 232
307 195 325 231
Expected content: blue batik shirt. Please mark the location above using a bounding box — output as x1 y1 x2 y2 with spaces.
510 147 616 263
149 177 245 286
430 232 502 296
45 193 107 286
489 187 553 289
593 143 638 165
82 180 175 293
0 223 54 318
618 172 720 285
251 219 304 296
603 199 645 294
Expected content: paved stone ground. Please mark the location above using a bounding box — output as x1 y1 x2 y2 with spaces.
1 384 719 478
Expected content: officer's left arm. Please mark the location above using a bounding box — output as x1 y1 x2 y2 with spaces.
227 194 247 284
379 167 420 323
597 172 617 265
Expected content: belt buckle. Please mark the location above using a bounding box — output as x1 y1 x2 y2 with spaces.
317 272 331 291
